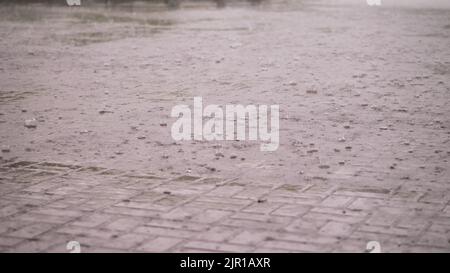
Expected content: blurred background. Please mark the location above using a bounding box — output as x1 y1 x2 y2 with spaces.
1 0 450 9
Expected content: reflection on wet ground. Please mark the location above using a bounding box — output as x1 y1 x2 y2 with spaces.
0 0 297 46
3 0 267 9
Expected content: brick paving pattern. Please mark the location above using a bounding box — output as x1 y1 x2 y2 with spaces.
0 159 449 252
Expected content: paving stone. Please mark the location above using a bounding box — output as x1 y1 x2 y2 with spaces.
7 223 54 239
193 226 238 243
69 213 113 228
99 233 150 250
271 204 311 217
134 225 198 239
105 217 144 231
233 186 272 200
137 237 182 252
320 195 354 208
0 236 24 247
206 185 245 197
417 232 450 249
319 222 354 237
190 209 232 224
228 230 270 246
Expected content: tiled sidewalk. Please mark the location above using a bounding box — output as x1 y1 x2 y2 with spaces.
0 159 449 252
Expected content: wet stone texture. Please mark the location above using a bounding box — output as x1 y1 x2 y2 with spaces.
0 0 450 252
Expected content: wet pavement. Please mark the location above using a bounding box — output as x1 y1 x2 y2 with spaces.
0 0 449 252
